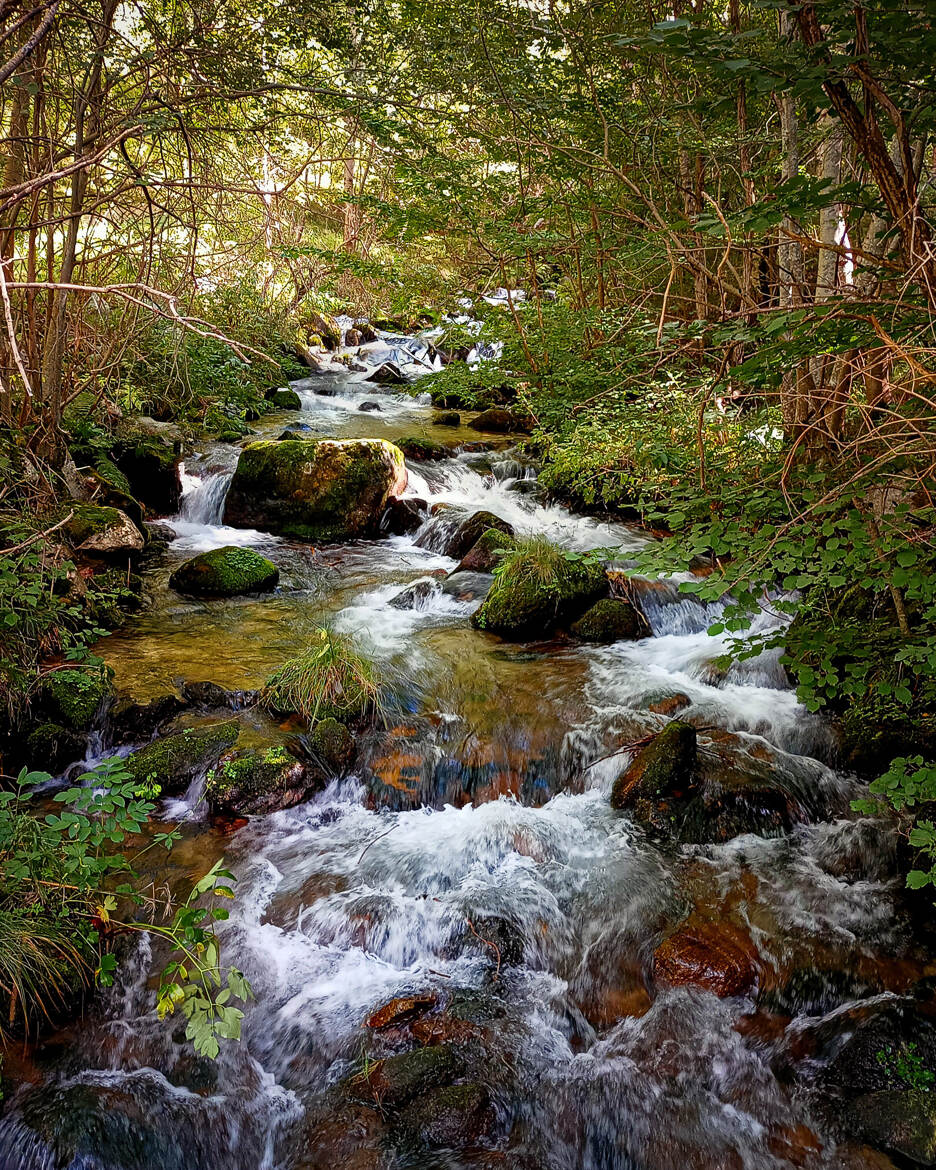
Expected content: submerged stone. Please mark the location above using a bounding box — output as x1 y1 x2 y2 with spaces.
397 1083 492 1149
570 598 644 643
357 1046 464 1108
381 496 426 536
843 1090 936 1164
124 720 239 794
223 438 407 541
433 411 461 427
653 919 759 997
169 546 280 597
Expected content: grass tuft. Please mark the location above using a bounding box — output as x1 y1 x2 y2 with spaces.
261 627 383 725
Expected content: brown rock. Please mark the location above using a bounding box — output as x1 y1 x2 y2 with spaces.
366 994 438 1030
654 920 760 997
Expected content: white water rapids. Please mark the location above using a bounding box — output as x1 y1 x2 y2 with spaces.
0 349 909 1170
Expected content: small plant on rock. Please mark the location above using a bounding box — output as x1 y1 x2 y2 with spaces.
261 627 383 724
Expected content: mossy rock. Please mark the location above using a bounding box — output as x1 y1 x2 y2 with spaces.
169 546 280 598
570 598 645 643
308 717 356 773
469 407 532 434
350 1046 465 1109
112 416 183 513
124 720 239 795
433 411 461 427
843 1090 936 1164
441 510 514 560
455 527 516 573
25 722 86 773
88 458 145 528
223 438 407 542
38 669 114 732
471 547 607 640
610 721 698 811
396 1083 492 1149
269 388 302 410
396 436 450 462
205 745 314 816
61 504 144 559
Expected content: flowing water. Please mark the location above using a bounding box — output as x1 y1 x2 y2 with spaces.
1 343 926 1169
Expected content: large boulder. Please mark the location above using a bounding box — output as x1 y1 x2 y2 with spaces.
111 416 184 513
124 721 239 794
222 439 407 542
61 504 144 561
205 745 315 816
168 546 279 598
268 388 302 410
471 542 607 639
570 598 645 643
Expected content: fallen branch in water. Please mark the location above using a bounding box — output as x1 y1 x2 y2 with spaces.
465 916 502 982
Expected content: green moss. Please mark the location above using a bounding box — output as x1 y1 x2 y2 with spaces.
223 438 406 541
270 388 302 410
60 504 125 547
471 538 607 639
307 716 355 772
39 669 113 731
25 722 85 772
610 721 698 810
124 720 239 793
168 546 280 597
570 598 644 643
456 527 517 573
204 744 312 815
350 1046 464 1108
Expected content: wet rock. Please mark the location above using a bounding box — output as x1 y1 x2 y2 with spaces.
381 496 426 536
433 411 461 427
37 668 114 732
570 598 644 643
431 510 514 560
223 438 407 542
112 415 183 513
389 577 441 610
86 458 145 528
610 721 698 811
463 913 525 969
455 527 516 573
205 744 315 816
269 388 302 410
145 520 176 546
469 407 532 434
472 546 607 640
124 720 239 794
397 1083 492 1149
648 692 692 717
109 691 186 744
356 1046 464 1108
396 435 450 462
307 717 355 774
179 680 256 710
366 361 407 386
345 328 362 346
358 401 381 412
653 920 760 997
843 1091 936 1165
25 722 85 773
759 967 881 1018
353 320 378 343
277 423 314 440
61 504 144 561
366 994 438 1029
441 570 492 601
169 546 279 598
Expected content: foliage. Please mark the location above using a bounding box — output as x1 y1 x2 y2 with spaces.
853 757 936 892
261 627 383 724
0 758 251 1054
876 1042 936 1093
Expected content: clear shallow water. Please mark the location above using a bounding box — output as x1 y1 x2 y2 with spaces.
2 352 919 1169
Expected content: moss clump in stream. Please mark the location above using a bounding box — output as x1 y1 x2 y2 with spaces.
124 720 239 794
205 744 313 816
570 598 644 643
471 536 607 639
38 669 114 732
610 720 698 810
169 546 280 598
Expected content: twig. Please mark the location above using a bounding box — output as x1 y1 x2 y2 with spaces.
356 824 396 864
0 510 73 556
465 916 502 981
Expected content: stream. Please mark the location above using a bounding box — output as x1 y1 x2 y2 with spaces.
0 336 928 1169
